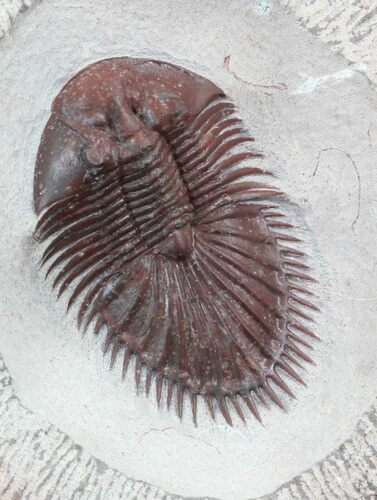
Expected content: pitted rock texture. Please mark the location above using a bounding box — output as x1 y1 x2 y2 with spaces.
0 355 183 500
0 0 34 38
279 0 377 89
0 353 375 499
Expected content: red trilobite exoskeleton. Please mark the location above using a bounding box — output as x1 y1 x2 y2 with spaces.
34 57 318 425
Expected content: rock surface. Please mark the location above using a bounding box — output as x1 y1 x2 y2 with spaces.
0 0 376 498
0 353 375 498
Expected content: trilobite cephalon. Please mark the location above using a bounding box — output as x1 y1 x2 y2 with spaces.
34 57 318 425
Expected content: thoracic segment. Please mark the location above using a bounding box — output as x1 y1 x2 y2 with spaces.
116 137 194 248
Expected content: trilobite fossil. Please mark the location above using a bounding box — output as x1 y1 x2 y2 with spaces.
34 57 318 425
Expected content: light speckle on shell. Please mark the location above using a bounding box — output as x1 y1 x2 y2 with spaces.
33 57 318 425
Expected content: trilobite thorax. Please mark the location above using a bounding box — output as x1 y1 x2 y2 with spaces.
34 57 318 425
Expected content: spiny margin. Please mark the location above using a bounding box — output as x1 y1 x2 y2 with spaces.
34 93 320 426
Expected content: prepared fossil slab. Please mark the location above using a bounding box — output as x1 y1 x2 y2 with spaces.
34 57 318 425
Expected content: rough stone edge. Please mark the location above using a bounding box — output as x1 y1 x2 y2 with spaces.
259 402 377 499
0 0 37 38
0 353 196 500
259 2 377 495
278 0 377 89
0 350 375 500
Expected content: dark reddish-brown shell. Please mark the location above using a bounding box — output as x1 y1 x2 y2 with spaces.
34 57 318 425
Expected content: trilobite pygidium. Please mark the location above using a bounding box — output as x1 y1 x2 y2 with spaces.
34 57 318 425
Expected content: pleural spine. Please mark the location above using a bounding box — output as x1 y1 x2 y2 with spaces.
105 98 318 425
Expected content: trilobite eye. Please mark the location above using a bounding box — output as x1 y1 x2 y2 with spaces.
86 111 110 131
131 105 148 126
81 151 105 174
81 133 117 169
